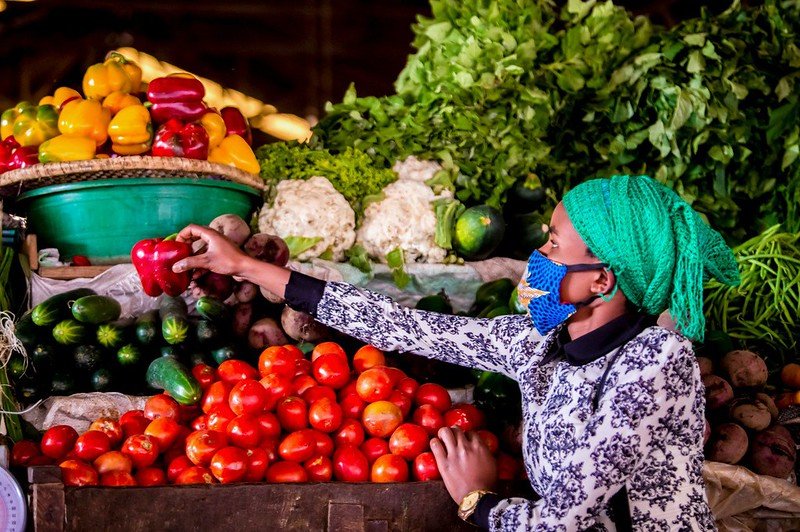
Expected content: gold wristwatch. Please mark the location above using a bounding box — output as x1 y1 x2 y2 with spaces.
458 489 496 524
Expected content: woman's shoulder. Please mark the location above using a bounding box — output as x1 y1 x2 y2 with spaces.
613 324 696 373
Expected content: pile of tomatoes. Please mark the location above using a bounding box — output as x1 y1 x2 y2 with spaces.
11 342 522 486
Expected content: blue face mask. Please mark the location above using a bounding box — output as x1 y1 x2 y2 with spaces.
517 250 609 335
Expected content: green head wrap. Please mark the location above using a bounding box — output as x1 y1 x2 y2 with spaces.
562 175 740 341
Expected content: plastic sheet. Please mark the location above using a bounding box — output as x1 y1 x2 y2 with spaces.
21 392 146 433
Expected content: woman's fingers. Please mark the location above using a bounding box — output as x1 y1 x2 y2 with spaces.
176 224 216 243
437 427 458 454
173 252 209 273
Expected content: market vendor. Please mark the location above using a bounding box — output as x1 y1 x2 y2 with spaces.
173 174 740 531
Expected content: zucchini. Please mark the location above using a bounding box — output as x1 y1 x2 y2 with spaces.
73 344 103 372
14 309 45 346
135 310 159 345
146 356 202 405
195 296 229 323
71 295 121 324
195 320 220 344
52 319 88 345
91 368 114 392
211 345 235 365
159 297 190 345
117 344 142 367
31 288 96 326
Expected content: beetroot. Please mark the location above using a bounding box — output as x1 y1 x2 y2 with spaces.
209 214 251 246
702 374 734 410
696 357 714 378
248 317 288 350
729 397 772 431
244 234 289 266
280 306 329 343
748 424 797 478
705 423 748 464
721 350 768 388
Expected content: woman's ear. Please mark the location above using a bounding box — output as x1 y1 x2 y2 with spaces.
591 268 616 295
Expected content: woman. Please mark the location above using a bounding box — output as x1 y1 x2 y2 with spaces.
173 175 739 530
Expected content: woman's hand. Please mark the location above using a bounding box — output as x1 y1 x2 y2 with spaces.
431 426 497 504
172 224 250 277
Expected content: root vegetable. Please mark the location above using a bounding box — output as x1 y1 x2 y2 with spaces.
702 375 734 410
749 424 797 478
234 282 258 303
194 272 234 301
706 423 749 464
244 233 289 267
280 306 329 342
703 419 711 446
696 357 714 378
232 303 254 337
209 214 251 246
755 393 779 420
248 317 288 350
729 397 772 431
721 350 768 388
260 286 285 305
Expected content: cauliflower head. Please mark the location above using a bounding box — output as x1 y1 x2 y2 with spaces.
392 156 443 183
258 176 356 262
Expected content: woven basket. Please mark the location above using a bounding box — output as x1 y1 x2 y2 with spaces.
0 156 266 197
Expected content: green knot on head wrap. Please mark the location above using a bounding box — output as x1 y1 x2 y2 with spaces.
562 174 740 341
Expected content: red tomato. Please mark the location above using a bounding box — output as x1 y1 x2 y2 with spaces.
371 454 409 482
202 381 232 414
340 394 366 420
337 381 358 400
167 455 194 483
414 383 451 412
304 455 333 482
244 448 269 482
262 438 279 463
227 414 262 449
11 440 41 467
266 461 308 483
178 404 203 425
40 425 79 460
121 434 159 468
293 358 313 378
175 465 215 485
259 346 298 378
27 456 55 466
144 417 181 451
412 452 441 481
332 445 369 482
59 459 98 486
276 396 308 431
308 397 343 433
278 430 316 463
384 367 406 386
217 359 259 384
388 390 412 418
292 375 317 396
120 409 149 436
312 431 335 457
283 344 304 359
93 451 133 474
185 430 227 466
476 430 500 454
355 367 394 402
360 438 390 465
362 401 403 438
135 467 167 486
144 393 181 421
192 363 217 390
444 404 485 431
389 423 429 460
334 419 365 447
100 470 137 487
162 445 185 467
206 404 237 433
73 430 112 462
311 342 347 363
256 412 281 440
412 404 445 436
353 345 386 373
88 418 124 446
259 373 293 411
301 385 337 405
396 377 420 397
192 415 208 431
229 379 267 415
312 354 351 389
210 446 248 484
497 452 520 481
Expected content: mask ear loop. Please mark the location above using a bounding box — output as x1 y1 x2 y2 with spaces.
599 268 619 302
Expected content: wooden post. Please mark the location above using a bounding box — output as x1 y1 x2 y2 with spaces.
28 466 65 532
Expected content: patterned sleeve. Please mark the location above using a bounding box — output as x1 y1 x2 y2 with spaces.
488 332 704 530
314 281 541 379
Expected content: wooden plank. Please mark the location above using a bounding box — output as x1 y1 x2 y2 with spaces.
327 502 365 532
37 266 112 280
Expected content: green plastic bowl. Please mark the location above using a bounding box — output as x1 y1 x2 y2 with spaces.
17 178 262 264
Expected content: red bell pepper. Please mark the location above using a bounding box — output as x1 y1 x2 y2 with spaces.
0 137 16 174
220 107 252 145
147 76 206 124
131 236 192 297
0 137 38 173
152 118 209 160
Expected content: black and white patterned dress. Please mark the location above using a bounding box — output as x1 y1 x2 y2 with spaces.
289 276 716 531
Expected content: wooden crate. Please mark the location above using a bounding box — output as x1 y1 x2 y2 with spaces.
28 466 500 532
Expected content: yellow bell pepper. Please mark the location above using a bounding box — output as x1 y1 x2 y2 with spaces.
39 87 82 110
58 99 112 147
0 102 30 140
102 91 142 116
3 103 60 147
83 53 142 100
207 134 260 174
200 111 227 148
108 105 153 155
38 135 97 163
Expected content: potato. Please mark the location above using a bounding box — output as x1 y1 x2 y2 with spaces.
281 306 329 343
705 422 749 464
209 214 251 246
696 357 714 378
248 317 288 350
702 374 734 410
748 424 797 478
721 350 768 388
729 397 772 431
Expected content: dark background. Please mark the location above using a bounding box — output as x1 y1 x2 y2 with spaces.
0 0 728 119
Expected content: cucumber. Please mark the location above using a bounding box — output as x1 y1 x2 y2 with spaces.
7 354 28 381
160 345 185 359
32 288 96 326
146 356 202 405
188 350 212 367
30 344 57 374
415 290 453 314
211 345 236 365
73 344 103 372
474 278 515 314
485 305 511 319
97 320 130 349
71 295 121 324
52 319 88 345
50 371 77 395
195 320 220 344
117 344 142 367
135 310 159 345
509 287 527 314
14 309 45 346
91 368 114 391
453 205 505 260
195 296 229 323
159 297 190 345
